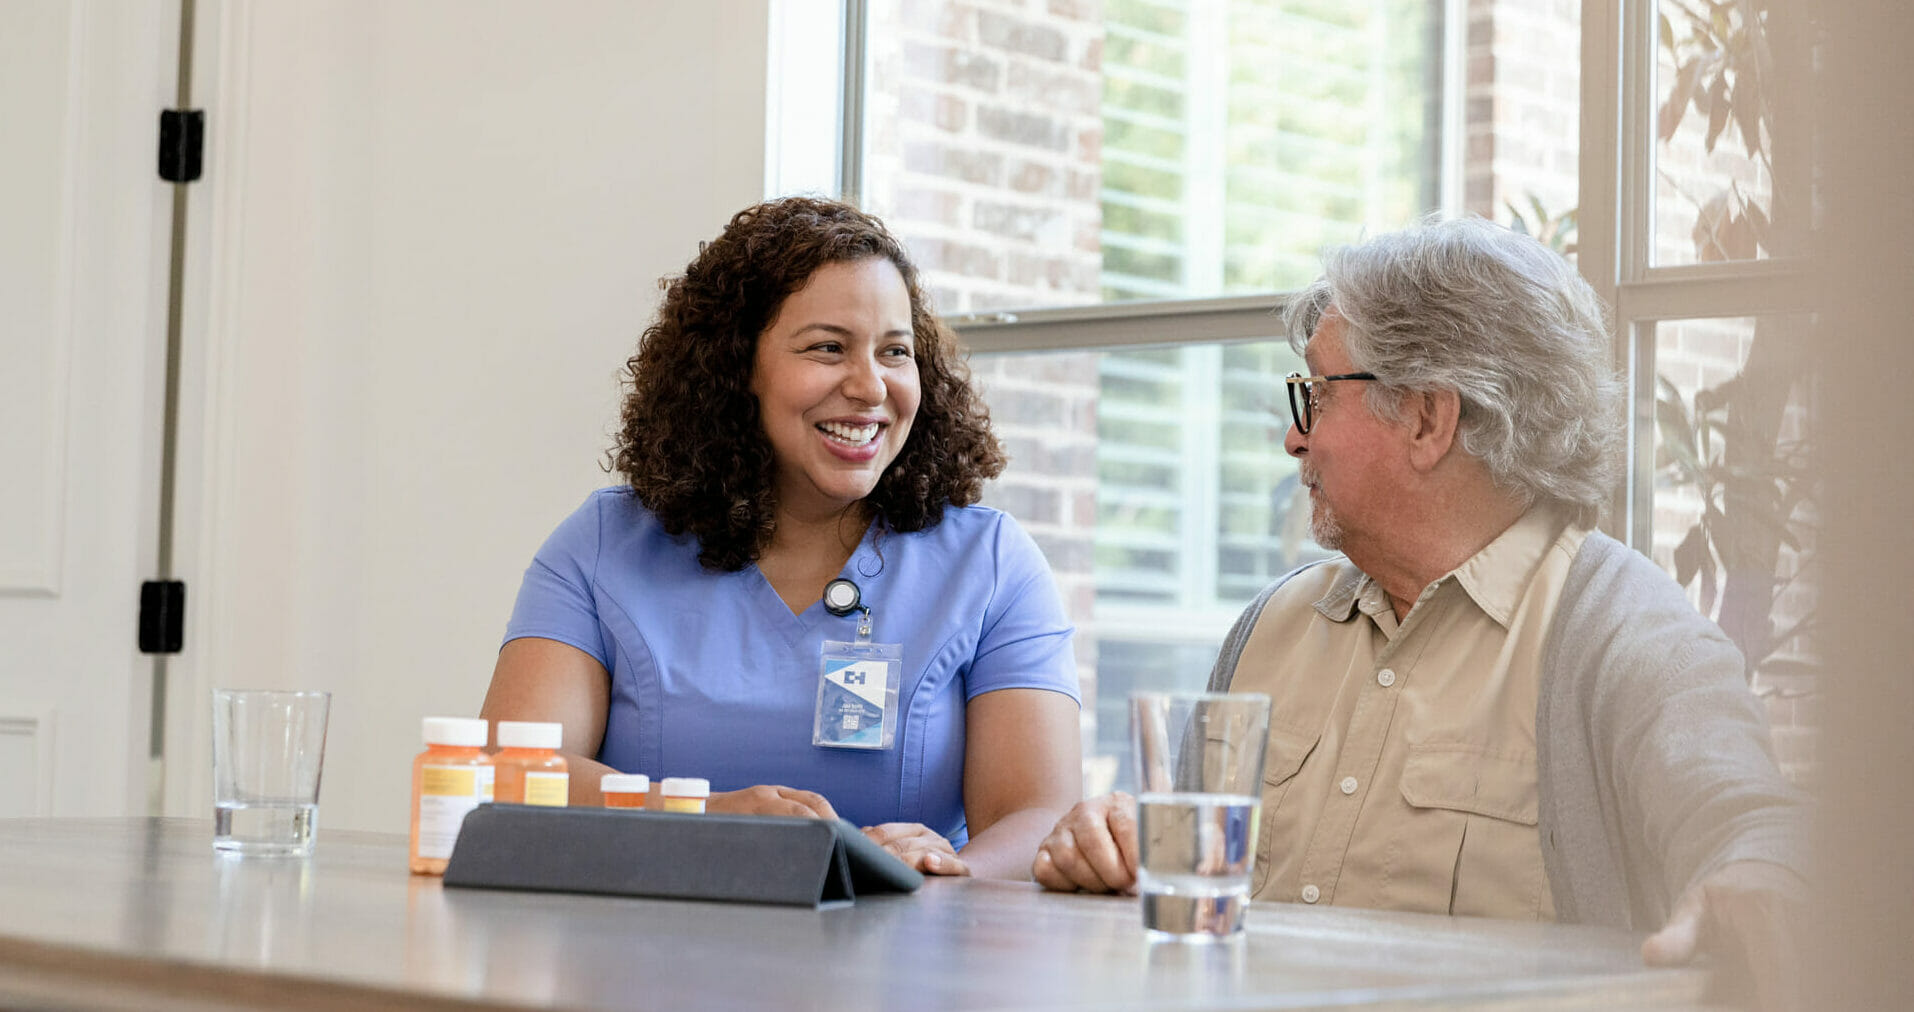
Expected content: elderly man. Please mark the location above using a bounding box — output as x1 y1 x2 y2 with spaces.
1035 218 1806 1004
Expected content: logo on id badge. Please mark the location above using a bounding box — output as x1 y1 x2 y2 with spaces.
814 642 902 749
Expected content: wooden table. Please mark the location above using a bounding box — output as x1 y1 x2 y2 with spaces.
0 818 1708 1010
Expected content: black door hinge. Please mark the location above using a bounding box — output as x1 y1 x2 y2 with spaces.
139 580 186 654
158 109 203 183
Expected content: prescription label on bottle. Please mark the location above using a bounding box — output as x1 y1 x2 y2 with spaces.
523 771 569 807
417 764 495 859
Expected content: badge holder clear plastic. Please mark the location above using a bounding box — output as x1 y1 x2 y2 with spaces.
813 606 902 749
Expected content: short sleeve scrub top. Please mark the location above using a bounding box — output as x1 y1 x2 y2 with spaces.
503 488 1080 846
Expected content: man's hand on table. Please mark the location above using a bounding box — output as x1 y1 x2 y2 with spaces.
1031 791 1140 894
862 823 971 876
1642 859 1806 1012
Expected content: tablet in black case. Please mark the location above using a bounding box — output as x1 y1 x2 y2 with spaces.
441 804 925 908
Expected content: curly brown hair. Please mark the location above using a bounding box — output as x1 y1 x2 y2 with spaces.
612 196 1005 571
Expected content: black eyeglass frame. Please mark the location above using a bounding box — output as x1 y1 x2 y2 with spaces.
1284 371 1379 434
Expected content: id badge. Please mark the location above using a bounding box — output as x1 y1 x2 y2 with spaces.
813 639 902 749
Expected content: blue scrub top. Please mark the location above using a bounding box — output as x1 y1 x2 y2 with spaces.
502 488 1079 847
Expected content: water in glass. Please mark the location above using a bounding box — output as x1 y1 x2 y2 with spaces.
214 800 317 856
1137 791 1260 940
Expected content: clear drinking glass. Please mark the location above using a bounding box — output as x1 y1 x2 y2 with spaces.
1130 691 1271 940
211 688 331 856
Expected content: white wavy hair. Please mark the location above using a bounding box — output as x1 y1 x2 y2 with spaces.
1283 216 1624 524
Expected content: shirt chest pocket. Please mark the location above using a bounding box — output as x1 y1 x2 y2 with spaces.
1393 745 1551 920
1250 726 1320 894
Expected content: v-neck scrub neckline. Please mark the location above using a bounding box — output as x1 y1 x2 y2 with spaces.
744 520 883 636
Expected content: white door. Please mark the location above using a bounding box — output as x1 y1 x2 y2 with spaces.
0 1 180 817
161 1 778 832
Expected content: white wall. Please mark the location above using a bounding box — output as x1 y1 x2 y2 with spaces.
164 0 775 832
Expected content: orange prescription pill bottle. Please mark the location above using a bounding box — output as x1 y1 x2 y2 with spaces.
410 716 494 875
601 773 650 809
494 721 569 806
659 777 710 813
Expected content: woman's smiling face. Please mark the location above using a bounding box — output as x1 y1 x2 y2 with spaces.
750 257 921 520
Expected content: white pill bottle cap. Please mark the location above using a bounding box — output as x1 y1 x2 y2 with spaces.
601 773 650 792
496 721 562 749
659 777 710 798
422 716 488 747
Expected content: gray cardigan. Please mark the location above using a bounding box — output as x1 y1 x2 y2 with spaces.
1208 530 1808 929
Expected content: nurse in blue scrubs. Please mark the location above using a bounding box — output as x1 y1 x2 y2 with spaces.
479 197 1082 877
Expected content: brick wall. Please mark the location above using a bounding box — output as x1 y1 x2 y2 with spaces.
863 0 1107 764
1465 0 1580 224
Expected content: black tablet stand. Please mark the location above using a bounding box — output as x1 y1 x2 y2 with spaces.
440 804 924 909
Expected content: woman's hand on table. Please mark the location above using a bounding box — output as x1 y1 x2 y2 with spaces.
1031 791 1140 894
707 785 839 820
862 823 971 876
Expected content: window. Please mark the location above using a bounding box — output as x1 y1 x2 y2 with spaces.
821 0 1836 793
841 0 1591 790
1650 0 1784 267
1648 317 1816 746
861 0 1448 313
1607 0 1819 779
1096 0 1441 299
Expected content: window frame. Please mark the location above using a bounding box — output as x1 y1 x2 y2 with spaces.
1583 0 1817 549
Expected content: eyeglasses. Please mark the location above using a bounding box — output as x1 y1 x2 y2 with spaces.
1284 372 1378 435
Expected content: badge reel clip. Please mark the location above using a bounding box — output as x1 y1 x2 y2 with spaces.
814 578 902 750
823 578 872 641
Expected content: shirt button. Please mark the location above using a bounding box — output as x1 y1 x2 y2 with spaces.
1377 668 1396 687
1301 883 1321 903
1340 776 1358 795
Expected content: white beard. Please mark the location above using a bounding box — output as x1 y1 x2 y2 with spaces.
1300 465 1343 550
1308 497 1344 551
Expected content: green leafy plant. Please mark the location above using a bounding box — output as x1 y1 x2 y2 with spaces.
1656 0 1780 261
1653 373 1816 676
1501 2 1812 684
1652 0 1817 683
1505 195 1578 256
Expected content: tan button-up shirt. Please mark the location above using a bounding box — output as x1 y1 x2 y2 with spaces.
1231 506 1591 920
